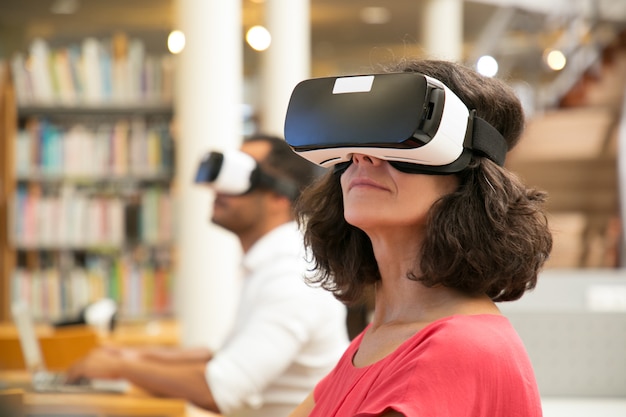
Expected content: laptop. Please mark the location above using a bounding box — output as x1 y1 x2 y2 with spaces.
11 301 129 393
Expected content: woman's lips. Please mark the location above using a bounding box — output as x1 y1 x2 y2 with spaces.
348 177 389 192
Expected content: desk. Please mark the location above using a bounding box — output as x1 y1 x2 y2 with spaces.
0 319 180 371
25 391 187 417
1 371 188 417
0 318 180 347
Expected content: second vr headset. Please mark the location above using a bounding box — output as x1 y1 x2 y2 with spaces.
284 72 508 174
194 149 299 200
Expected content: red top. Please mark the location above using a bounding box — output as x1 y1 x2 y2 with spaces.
311 314 542 417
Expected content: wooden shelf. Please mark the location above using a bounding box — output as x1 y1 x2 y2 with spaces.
1 61 17 322
17 103 173 117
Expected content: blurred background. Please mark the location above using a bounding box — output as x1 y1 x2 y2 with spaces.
0 0 625 413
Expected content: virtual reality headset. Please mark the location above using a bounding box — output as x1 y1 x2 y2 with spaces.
284 72 508 174
194 149 298 200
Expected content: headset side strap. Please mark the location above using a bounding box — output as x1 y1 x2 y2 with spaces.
469 112 508 166
255 170 300 202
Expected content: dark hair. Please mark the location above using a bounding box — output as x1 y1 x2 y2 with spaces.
245 134 321 203
296 59 553 305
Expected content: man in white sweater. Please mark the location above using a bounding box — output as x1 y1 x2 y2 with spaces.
67 135 349 417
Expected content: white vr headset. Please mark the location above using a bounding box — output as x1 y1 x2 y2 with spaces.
284 72 508 174
194 149 298 200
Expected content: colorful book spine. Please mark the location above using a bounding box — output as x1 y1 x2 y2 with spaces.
11 36 174 106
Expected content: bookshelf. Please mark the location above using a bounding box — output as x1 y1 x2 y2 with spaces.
0 35 177 323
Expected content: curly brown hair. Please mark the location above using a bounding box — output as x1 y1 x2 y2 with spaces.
295 59 553 305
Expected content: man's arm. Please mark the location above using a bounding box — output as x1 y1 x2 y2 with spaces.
288 391 315 417
66 347 220 412
136 346 213 363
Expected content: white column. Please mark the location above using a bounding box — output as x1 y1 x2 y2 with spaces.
174 0 243 348
421 0 463 61
618 87 626 265
259 0 310 136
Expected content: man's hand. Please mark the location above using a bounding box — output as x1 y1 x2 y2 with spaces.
65 345 218 411
66 346 130 382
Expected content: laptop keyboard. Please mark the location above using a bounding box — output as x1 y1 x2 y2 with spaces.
32 371 129 393
33 371 90 390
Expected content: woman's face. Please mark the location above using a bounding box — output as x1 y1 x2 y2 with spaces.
340 153 459 234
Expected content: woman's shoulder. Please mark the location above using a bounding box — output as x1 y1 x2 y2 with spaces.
395 314 520 363
423 314 515 345
429 313 512 333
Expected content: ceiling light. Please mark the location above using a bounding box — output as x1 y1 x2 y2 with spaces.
246 26 272 51
544 49 567 71
476 55 499 78
50 0 80 14
168 30 186 54
359 7 391 25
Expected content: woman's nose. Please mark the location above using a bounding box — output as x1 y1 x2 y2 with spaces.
351 153 382 166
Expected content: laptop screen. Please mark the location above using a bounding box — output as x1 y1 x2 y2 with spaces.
11 301 47 373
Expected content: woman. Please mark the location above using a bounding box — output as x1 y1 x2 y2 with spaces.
289 59 552 416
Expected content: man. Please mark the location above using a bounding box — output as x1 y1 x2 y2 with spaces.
66 135 349 417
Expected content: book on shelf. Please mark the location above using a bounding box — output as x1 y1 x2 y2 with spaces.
11 250 174 321
51 47 78 104
14 117 174 180
10 34 175 107
29 38 55 104
11 184 174 249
